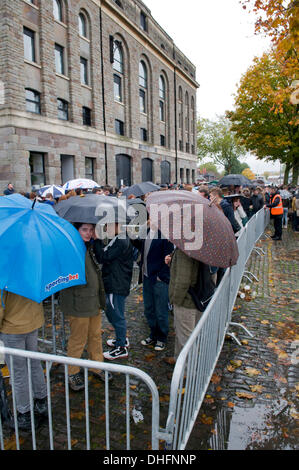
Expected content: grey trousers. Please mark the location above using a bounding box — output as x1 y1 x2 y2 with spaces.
173 305 202 360
1 329 47 414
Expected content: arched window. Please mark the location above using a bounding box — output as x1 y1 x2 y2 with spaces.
79 13 87 38
185 91 189 132
139 60 147 114
159 75 165 100
53 0 63 22
113 41 123 74
139 61 147 89
159 75 166 122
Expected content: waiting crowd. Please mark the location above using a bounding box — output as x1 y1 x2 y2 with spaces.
0 179 299 431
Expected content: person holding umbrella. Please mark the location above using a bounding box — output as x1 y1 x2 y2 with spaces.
59 223 109 390
0 194 87 428
0 291 48 430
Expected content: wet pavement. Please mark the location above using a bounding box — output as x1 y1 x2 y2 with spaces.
1 225 298 450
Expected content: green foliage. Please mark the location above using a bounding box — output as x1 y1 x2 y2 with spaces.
197 115 247 174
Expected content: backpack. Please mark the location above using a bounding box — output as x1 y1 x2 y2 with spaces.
188 261 216 312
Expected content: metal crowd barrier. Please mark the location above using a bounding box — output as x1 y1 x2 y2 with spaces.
162 208 270 449
0 347 160 451
0 208 270 450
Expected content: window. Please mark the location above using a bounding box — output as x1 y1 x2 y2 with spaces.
186 169 190 184
115 119 124 136
114 0 123 7
139 61 147 88
23 27 36 62
25 89 41 114
55 44 64 75
57 98 68 120
113 42 123 74
139 61 147 113
82 107 92 126
30 153 46 187
159 76 165 100
85 157 95 180
179 140 183 151
180 168 184 183
53 0 63 22
186 142 190 153
159 100 165 122
140 128 147 142
160 135 165 147
139 89 146 113
80 57 88 85
140 12 147 31
78 13 87 38
114 74 122 102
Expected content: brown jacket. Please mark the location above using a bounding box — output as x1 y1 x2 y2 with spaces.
169 249 199 309
0 290 44 335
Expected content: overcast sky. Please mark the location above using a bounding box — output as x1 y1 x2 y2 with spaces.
144 0 281 174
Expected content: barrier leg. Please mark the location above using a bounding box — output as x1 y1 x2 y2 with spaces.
229 322 254 338
243 271 259 282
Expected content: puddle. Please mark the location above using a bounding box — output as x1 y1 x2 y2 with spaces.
187 398 299 450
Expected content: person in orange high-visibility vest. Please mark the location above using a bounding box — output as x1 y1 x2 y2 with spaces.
266 187 283 240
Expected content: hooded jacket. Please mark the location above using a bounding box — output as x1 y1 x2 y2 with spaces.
93 234 134 297
220 199 241 234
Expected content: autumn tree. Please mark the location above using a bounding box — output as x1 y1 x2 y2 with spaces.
227 51 299 184
241 0 299 113
197 116 247 175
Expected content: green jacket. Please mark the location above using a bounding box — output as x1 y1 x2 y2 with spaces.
59 247 106 317
169 249 199 309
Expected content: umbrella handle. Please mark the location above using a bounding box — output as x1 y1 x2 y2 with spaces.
32 198 37 210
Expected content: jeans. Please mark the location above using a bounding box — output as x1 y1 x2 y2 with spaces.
142 276 169 343
105 294 127 348
282 208 288 227
1 329 47 414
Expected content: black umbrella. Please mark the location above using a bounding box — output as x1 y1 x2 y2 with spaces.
55 194 127 224
218 174 252 187
121 182 160 198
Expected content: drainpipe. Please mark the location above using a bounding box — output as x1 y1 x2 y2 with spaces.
99 7 108 184
173 66 178 184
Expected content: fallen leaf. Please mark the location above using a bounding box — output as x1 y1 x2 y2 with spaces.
244 368 261 377
211 374 221 384
200 414 213 425
227 402 235 408
261 320 270 325
236 392 255 400
230 360 242 368
250 385 263 393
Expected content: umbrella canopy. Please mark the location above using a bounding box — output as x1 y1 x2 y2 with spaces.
55 194 128 224
39 185 65 199
0 194 86 303
63 178 99 191
218 174 251 187
121 182 160 198
146 190 239 268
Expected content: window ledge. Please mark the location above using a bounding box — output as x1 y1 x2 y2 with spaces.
81 83 92 90
54 19 68 29
21 0 39 10
114 100 125 106
24 60 41 69
79 34 90 43
56 73 70 81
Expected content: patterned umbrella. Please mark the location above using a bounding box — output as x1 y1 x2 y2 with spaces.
146 190 239 268
63 178 99 191
39 185 65 199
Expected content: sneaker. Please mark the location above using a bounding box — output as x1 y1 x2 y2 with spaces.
141 337 156 347
68 373 85 391
106 338 130 348
103 347 128 361
34 397 48 417
154 341 166 351
91 370 113 382
9 411 32 431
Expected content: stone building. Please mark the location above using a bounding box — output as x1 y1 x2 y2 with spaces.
0 0 199 192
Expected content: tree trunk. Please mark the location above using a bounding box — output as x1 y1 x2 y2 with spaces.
292 160 299 185
284 162 291 185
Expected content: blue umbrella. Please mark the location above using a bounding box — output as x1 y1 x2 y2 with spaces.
0 194 86 303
